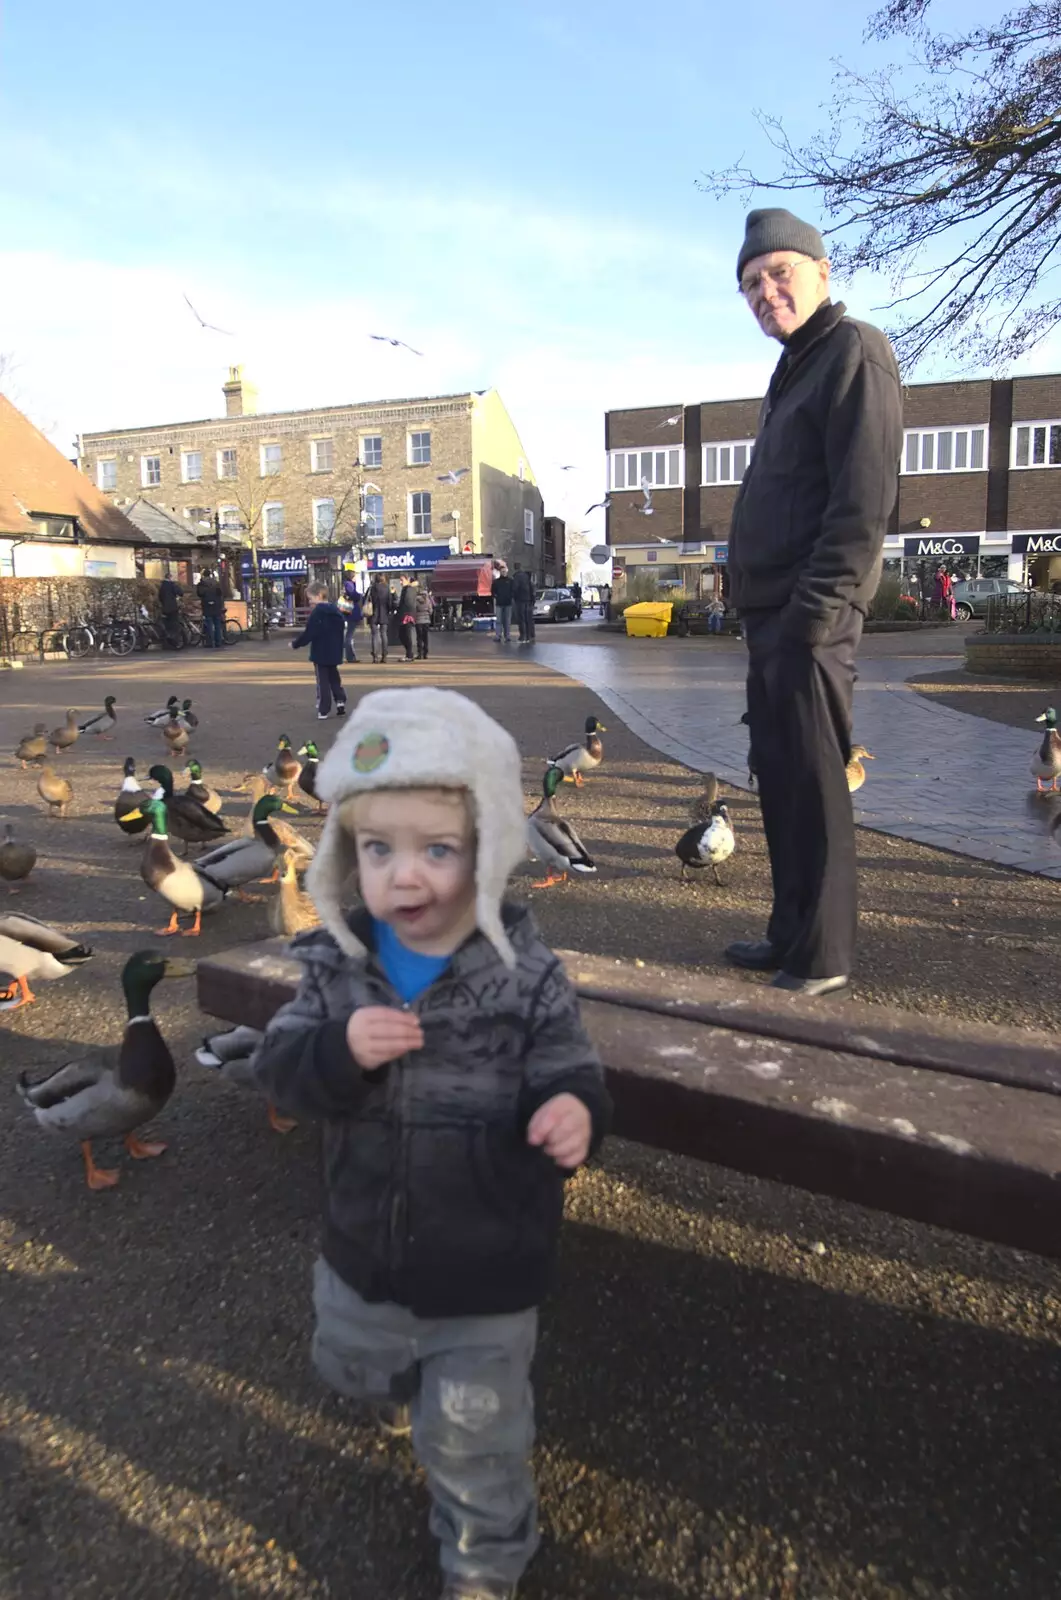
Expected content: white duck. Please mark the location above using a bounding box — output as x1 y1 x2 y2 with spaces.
675 802 735 885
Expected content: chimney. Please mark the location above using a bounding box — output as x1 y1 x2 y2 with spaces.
222 365 258 417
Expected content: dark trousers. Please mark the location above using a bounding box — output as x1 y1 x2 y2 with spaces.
415 622 430 658
514 600 533 640
203 613 223 648
314 662 346 715
743 605 861 979
399 621 416 660
344 617 359 662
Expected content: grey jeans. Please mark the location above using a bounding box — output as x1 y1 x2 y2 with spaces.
495 602 513 641
312 1257 539 1587
369 619 388 659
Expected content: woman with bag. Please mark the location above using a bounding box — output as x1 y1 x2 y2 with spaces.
414 582 434 660
397 580 418 662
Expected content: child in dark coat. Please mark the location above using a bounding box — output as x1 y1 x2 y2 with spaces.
291 582 347 718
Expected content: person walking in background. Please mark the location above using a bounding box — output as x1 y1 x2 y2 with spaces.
197 568 225 649
368 574 391 663
291 581 348 719
569 580 582 618
414 581 434 659
512 563 535 643
725 207 903 997
598 582 611 617
397 580 418 662
340 576 363 663
492 564 514 642
158 572 183 649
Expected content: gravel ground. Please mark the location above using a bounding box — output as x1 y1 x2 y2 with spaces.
910 667 1061 734
1 636 1059 1600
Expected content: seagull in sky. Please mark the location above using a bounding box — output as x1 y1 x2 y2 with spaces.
437 467 471 484
655 414 682 430
558 463 577 470
183 294 233 335
585 496 612 515
634 479 655 515
370 334 423 355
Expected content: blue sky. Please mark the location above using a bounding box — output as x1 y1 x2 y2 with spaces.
0 0 1026 545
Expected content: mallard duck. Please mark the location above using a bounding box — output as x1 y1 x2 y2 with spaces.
237 772 271 835
270 849 321 936
235 773 313 863
17 949 194 1189
139 797 227 936
549 716 606 787
846 744 875 794
0 822 37 891
148 764 227 852
526 765 596 888
37 765 73 820
691 772 720 824
1032 708 1061 793
116 757 151 838
176 698 198 732
675 802 735 885
297 741 325 811
16 723 48 769
0 912 92 1007
49 709 80 753
265 735 302 800
144 696 179 728
195 1025 296 1135
193 794 299 894
161 718 190 756
78 696 118 739
181 759 222 815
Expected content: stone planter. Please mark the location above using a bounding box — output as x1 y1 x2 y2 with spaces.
965 633 1061 679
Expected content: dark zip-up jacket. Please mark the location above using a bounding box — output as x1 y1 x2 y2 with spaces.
251 905 610 1318
291 601 345 665
728 300 902 644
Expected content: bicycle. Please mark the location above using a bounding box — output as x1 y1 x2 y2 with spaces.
224 616 243 644
61 617 96 660
95 615 138 657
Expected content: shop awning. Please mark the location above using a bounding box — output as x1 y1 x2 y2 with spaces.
429 557 495 598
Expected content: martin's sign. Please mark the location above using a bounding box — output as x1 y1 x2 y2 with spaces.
365 543 452 572
902 534 981 559
1012 533 1061 555
239 549 312 577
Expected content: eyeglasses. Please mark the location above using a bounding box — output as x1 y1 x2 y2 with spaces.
739 258 816 298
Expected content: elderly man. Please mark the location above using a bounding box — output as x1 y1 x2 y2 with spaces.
725 208 902 997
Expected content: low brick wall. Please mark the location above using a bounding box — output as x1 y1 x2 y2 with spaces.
965 633 1061 680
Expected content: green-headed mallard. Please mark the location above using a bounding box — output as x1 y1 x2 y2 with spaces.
144 696 179 728
691 772 720 825
549 716 605 787
78 696 117 739
265 735 301 801
176 698 198 732
297 741 324 811
526 765 596 888
195 1025 296 1135
0 822 37 891
1032 708 1061 793
0 912 92 1007
675 801 735 885
17 949 194 1189
49 708 80 754
139 797 227 936
235 773 313 863
16 723 48 769
116 757 151 838
148 764 227 851
270 849 320 936
846 744 875 794
181 759 222 815
37 764 73 820
192 794 298 895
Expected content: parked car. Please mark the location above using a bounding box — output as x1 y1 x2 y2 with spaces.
950 578 1031 620
533 587 579 622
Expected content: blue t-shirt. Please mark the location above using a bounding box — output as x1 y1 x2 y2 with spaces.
373 918 451 1003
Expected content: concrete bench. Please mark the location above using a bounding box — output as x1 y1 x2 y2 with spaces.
196 943 1061 1262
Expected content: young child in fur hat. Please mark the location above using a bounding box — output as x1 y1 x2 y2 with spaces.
251 687 610 1600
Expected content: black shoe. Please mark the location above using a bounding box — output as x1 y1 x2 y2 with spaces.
725 939 783 971
771 972 849 997
335 703 347 716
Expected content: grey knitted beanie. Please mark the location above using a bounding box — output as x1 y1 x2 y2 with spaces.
736 209 826 283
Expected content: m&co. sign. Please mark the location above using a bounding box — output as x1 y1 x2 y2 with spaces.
901 534 980 559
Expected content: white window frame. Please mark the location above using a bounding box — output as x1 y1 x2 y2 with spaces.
607 446 683 492
259 442 282 477
141 454 161 488
360 434 383 469
524 508 535 546
409 490 432 538
702 439 754 486
181 449 202 484
262 501 285 546
1012 420 1061 469
312 497 336 542
217 447 238 480
97 458 117 491
901 426 988 475
408 430 431 466
217 503 243 532
310 437 334 472
362 491 384 539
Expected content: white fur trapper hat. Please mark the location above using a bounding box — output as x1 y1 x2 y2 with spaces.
306 687 527 968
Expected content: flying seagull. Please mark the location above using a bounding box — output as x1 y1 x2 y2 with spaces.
634 479 654 515
585 496 612 515
183 294 233 336
655 414 681 430
558 463 577 471
437 467 470 484
370 334 423 356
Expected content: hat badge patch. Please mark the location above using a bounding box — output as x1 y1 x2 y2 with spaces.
352 732 390 774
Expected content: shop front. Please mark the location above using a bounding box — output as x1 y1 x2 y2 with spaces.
363 542 455 585
238 546 342 623
1012 533 1061 592
617 542 727 598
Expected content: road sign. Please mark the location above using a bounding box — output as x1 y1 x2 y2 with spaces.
590 545 610 564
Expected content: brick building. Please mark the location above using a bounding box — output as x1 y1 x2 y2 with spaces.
605 375 1061 595
79 370 548 592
